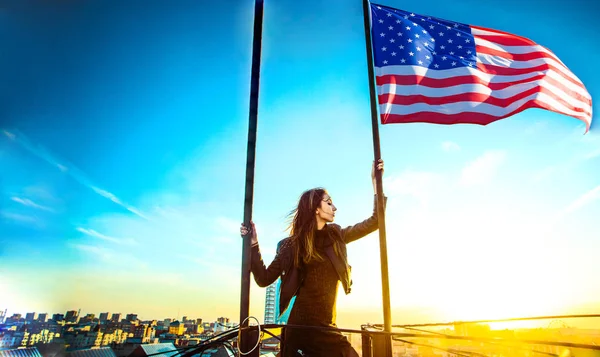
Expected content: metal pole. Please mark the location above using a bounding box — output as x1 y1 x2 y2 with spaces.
240 1 264 356
362 0 393 356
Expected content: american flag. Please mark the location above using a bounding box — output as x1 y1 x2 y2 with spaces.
370 3 592 131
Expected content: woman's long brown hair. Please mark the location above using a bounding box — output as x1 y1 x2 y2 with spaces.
287 188 341 267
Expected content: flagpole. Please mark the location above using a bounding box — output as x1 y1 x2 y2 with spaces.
240 0 264 356
362 0 393 356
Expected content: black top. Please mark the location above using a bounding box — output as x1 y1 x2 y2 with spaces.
287 227 340 327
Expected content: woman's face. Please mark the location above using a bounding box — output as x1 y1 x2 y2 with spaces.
317 193 337 223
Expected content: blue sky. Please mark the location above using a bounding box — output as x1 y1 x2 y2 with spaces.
1 0 599 328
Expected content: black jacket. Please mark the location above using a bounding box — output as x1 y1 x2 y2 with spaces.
250 195 386 319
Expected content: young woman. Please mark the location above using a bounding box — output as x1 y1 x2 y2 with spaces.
240 160 385 357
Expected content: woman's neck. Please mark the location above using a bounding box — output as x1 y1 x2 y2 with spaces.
316 220 326 230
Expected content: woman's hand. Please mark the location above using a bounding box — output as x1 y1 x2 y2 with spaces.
240 221 258 246
372 159 384 193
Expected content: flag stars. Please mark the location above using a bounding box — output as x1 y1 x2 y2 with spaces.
453 23 459 28
409 51 415 56
434 64 440 68
448 39 453 43
416 46 422 51
406 26 411 30
418 60 424 65
401 58 406 63
391 51 397 56
459 56 464 59
429 25 435 29
382 46 387 51
432 51 437 55
404 15 409 19
431 38 435 42
424 42 429 47
410 13 415 16
452 61 457 66
465 38 471 43
442 56 447 60
408 38 413 43
450 51 455 55
396 19 401 24
440 45 446 50
397 32 403 36
458 45 463 49
415 34 420 38
378 19 384 24
388 26 394 30
456 32 461 36
387 13 392 17
412 22 418 26
399 45 404 49
439 32 444 36
425 55 431 59
422 29 428 34
390 38 395 43
467 50 472 54
380 32 386 37
383 60 388 64
446 26 451 30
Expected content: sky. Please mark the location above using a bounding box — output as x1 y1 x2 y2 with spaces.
1 0 599 330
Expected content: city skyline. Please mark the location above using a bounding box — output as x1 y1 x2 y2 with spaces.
2 0 599 329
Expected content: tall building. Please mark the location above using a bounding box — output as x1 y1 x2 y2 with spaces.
25 313 36 323
169 321 185 335
126 314 138 322
0 309 6 324
99 313 110 323
65 310 78 323
37 313 47 323
52 314 64 322
81 314 95 324
264 283 276 324
111 313 122 323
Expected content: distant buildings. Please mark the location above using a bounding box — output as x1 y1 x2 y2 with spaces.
0 309 239 356
110 313 122 324
126 314 138 322
168 321 184 336
37 313 47 323
65 310 79 324
25 313 36 323
99 313 110 324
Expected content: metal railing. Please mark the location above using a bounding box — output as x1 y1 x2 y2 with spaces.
134 314 600 357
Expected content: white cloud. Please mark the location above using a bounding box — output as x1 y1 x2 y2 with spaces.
76 227 137 245
10 197 55 212
2 130 15 140
91 186 147 219
71 244 147 269
441 141 460 152
585 147 600 160
0 211 39 224
532 130 600 183
215 216 241 236
384 170 443 206
4 129 146 219
563 185 600 215
460 150 507 186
